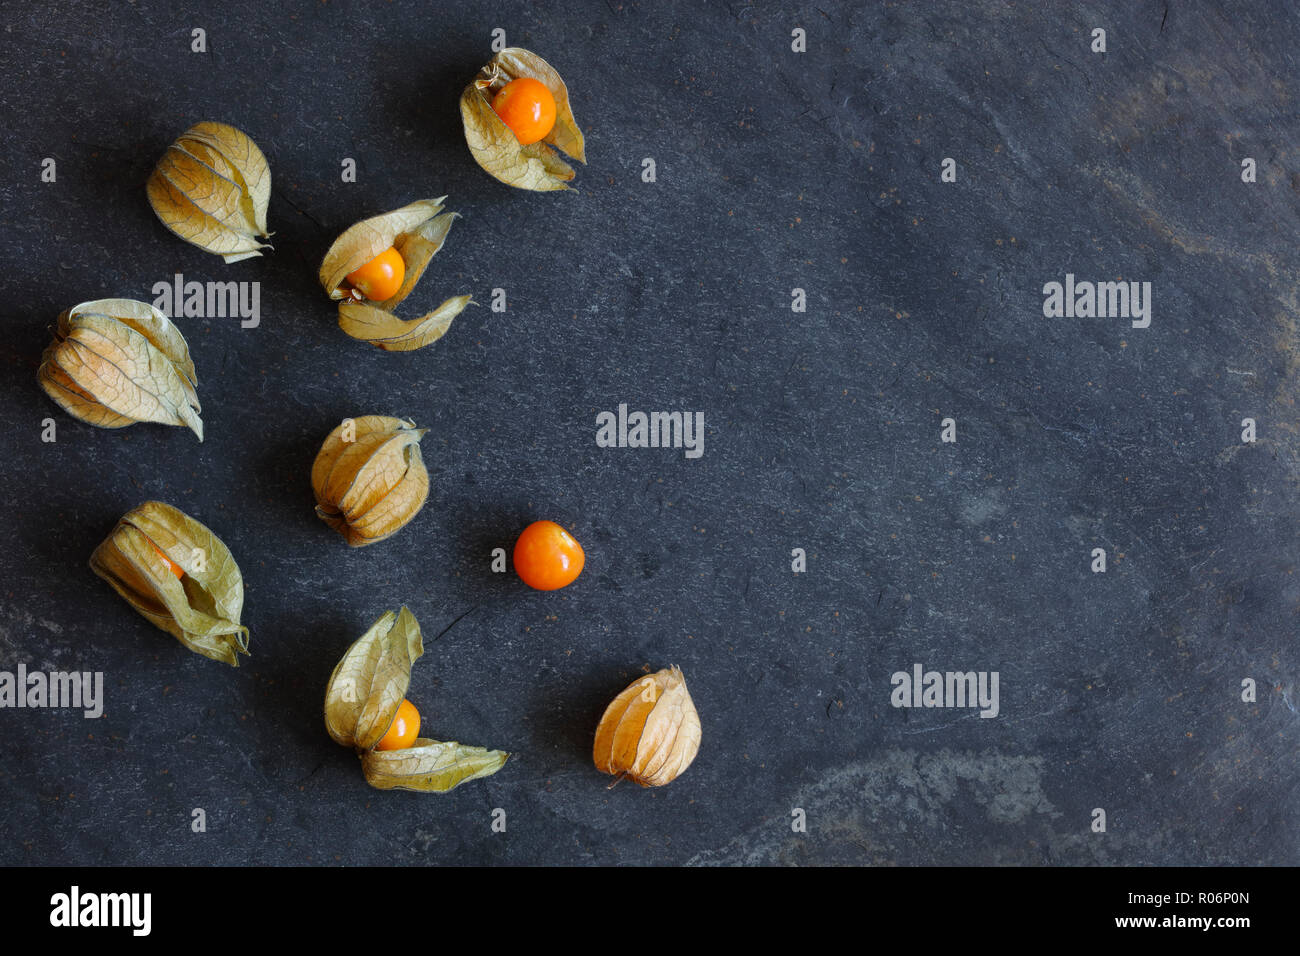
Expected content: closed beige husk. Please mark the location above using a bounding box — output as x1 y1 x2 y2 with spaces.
38 298 203 440
593 666 701 787
311 415 430 547
146 121 272 262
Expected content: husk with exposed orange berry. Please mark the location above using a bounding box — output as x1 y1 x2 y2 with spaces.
323 607 509 792
460 48 586 191
318 199 472 351
90 501 249 666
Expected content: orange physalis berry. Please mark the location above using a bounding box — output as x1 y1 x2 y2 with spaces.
151 541 185 580
491 77 557 146
513 520 585 591
346 246 405 302
375 698 421 751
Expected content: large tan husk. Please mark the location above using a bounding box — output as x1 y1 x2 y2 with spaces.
460 48 586 191
89 501 249 666
323 607 509 793
37 299 203 440
310 416 430 547
593 666 701 787
146 121 272 263
319 199 472 351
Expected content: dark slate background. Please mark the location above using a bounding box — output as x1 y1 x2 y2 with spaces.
0 0 1296 866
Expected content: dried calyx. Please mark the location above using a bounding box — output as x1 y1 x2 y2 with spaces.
460 48 586 191
593 666 701 787
90 501 249 666
38 298 202 441
318 199 472 351
311 416 430 547
323 607 509 792
147 121 272 263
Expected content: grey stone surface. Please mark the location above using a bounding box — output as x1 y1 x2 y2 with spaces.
0 1 1296 865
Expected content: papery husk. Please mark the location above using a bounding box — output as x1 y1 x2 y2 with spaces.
37 299 203 440
323 607 509 793
310 416 430 547
323 608 423 751
593 666 701 787
460 47 586 191
338 294 473 352
146 121 272 263
89 501 249 666
362 739 509 792
318 199 472 350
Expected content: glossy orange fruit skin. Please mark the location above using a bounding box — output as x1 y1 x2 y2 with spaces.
514 520 585 591
375 698 421 751
346 246 405 302
151 541 185 580
491 77 557 146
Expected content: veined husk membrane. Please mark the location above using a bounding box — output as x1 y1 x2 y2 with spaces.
310 415 431 547
90 501 249 666
324 607 509 792
38 298 203 440
593 666 701 787
146 121 272 263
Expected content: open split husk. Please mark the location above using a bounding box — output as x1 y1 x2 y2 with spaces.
593 666 701 787
318 198 472 351
324 607 509 792
460 48 586 191
311 415 430 547
38 298 203 440
90 501 249 666
146 121 272 263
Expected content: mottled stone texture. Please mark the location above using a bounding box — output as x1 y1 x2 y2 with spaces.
0 1 1295 866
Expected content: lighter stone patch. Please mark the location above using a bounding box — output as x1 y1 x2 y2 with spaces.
687 749 1059 866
